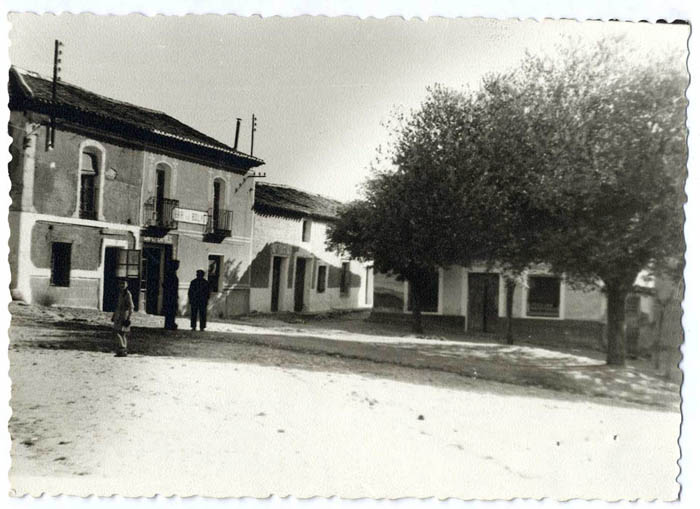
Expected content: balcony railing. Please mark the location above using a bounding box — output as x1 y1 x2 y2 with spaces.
143 196 179 230
206 208 233 237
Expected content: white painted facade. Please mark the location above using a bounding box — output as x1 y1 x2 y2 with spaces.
375 264 609 329
250 212 373 313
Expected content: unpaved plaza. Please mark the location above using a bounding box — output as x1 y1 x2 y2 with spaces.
9 308 681 499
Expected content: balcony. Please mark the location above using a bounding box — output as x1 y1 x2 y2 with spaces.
143 196 179 232
205 208 233 241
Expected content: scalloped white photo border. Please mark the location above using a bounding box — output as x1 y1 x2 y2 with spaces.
1 2 696 509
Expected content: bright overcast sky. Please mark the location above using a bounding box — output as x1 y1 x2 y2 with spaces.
8 15 689 201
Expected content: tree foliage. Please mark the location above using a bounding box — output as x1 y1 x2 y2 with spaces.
486 39 688 364
330 37 688 358
328 86 488 332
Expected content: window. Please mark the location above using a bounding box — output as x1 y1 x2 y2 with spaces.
50 242 72 287
340 262 350 294
407 270 439 313
317 265 327 293
116 249 141 279
81 151 99 173
208 255 222 292
527 275 560 317
79 149 99 219
302 219 311 242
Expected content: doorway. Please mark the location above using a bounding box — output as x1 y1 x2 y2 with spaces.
155 167 166 224
294 257 307 312
271 256 283 312
142 243 172 315
103 247 119 312
468 273 500 333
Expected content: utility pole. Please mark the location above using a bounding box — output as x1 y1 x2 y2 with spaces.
49 39 63 149
250 113 257 156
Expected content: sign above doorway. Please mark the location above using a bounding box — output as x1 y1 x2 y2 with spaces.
173 207 208 225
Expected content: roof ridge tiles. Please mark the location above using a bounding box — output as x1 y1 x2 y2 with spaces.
10 66 265 168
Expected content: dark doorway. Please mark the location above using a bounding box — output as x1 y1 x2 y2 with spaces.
468 273 500 333
407 270 440 313
142 244 172 315
271 256 283 312
102 247 119 312
294 257 307 312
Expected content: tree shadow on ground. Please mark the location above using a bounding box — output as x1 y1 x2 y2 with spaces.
9 303 680 410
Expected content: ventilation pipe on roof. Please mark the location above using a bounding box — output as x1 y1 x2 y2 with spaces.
234 118 242 151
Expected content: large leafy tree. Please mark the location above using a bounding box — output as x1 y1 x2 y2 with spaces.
455 78 558 344
328 86 486 333
331 38 687 363
480 39 688 365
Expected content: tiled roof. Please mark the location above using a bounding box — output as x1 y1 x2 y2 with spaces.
9 66 264 170
254 182 342 221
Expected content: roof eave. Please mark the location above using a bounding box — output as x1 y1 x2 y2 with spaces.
10 96 265 171
253 203 337 222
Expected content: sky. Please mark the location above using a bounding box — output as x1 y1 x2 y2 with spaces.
8 15 689 201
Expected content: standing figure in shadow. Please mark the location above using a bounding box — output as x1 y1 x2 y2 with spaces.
162 260 180 330
112 279 134 357
188 269 210 331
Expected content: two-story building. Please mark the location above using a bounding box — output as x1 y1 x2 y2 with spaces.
8 67 264 317
249 182 373 313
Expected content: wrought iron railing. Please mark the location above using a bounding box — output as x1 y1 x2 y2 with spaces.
206 208 233 236
143 196 179 229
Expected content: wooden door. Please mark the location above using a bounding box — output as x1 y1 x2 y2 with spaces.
468 273 500 333
155 168 166 223
271 257 282 312
102 247 119 312
294 258 307 312
143 245 164 315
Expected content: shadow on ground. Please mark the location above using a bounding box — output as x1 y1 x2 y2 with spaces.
9 304 681 410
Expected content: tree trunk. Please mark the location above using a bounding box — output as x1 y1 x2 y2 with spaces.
605 285 627 366
505 278 516 345
410 281 424 334
653 302 666 371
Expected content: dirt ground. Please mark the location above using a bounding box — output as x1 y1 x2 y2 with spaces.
8 304 682 499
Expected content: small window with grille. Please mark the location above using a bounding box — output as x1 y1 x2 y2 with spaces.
527 275 561 317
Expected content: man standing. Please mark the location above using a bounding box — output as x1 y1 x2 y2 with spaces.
162 260 180 330
188 269 210 331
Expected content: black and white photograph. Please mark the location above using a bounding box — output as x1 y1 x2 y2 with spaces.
1 2 696 502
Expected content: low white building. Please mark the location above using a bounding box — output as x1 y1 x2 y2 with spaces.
249 183 373 313
374 264 657 349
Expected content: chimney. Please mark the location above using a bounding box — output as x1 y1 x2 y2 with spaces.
234 118 242 151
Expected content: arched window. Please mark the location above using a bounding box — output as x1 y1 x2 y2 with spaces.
75 140 106 221
79 147 100 219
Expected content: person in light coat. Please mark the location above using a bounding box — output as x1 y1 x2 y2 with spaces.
112 279 134 357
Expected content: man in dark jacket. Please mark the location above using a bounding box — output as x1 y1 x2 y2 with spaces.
188 269 210 331
162 260 180 330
